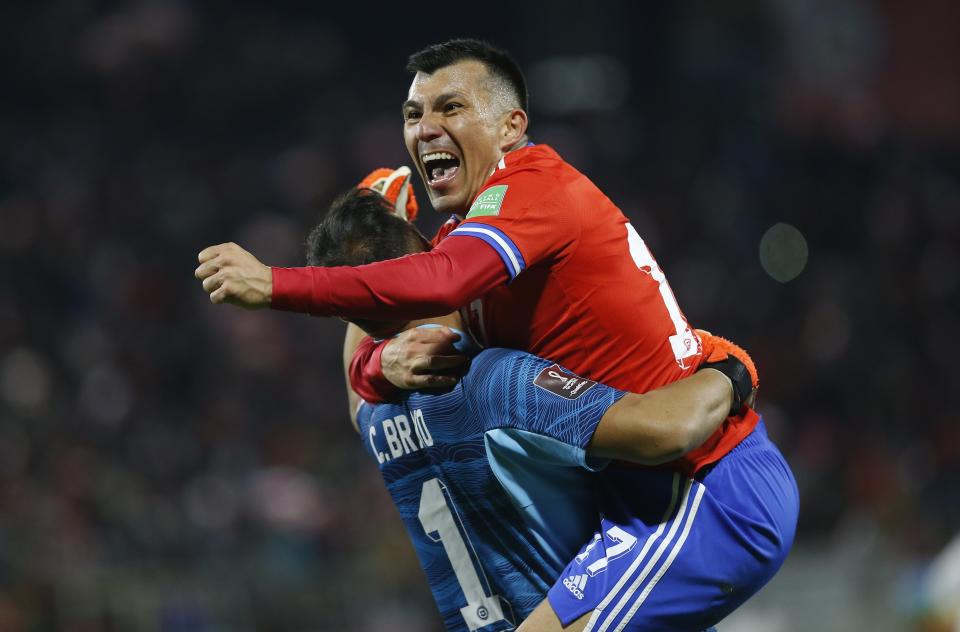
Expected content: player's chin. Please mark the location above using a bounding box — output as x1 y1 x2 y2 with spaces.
428 190 467 215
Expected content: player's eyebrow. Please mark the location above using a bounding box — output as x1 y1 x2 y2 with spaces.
402 92 467 113
431 92 466 108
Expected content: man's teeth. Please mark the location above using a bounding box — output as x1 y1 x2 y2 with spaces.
423 151 460 183
423 151 455 163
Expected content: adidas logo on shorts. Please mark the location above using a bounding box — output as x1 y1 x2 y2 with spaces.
563 574 587 600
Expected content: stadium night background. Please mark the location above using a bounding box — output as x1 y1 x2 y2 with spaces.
1 1 958 630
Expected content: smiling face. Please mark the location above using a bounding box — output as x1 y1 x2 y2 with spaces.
403 60 526 215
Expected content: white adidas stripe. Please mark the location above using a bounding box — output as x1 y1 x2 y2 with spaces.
584 474 692 632
612 484 707 631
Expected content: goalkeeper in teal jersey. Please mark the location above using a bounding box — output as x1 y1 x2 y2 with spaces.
311 188 754 631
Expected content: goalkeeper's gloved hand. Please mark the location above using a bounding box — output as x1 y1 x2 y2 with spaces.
696 330 759 417
357 166 419 221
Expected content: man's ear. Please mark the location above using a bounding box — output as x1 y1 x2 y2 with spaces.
500 108 528 152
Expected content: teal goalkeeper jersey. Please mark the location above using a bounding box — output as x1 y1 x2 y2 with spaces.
357 348 626 631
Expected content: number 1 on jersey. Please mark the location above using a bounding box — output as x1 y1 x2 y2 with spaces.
418 478 509 631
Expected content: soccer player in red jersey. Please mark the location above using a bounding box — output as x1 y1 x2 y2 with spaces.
195 39 756 475
195 39 798 629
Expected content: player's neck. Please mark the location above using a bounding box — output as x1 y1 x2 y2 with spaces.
504 135 530 155
477 136 531 187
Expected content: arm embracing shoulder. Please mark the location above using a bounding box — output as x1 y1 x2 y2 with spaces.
272 237 507 319
587 369 733 465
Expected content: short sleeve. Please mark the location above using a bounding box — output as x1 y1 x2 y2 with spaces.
463 349 627 451
447 165 580 281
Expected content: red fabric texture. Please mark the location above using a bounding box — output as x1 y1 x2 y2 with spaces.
455 145 704 398
348 335 403 404
270 237 508 319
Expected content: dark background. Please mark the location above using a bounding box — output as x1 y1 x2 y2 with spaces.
1 1 958 630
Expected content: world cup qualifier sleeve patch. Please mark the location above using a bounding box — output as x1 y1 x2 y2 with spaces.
534 364 598 400
466 185 508 218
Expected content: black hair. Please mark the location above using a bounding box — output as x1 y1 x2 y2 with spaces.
306 188 427 268
406 38 529 113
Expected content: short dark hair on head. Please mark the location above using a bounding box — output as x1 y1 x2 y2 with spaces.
306 188 427 268
407 38 528 112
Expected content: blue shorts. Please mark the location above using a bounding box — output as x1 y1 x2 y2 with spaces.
547 420 799 631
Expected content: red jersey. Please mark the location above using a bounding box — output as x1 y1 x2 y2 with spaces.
272 144 758 473
449 144 702 393
445 145 757 473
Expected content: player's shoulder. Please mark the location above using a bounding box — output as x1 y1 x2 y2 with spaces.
475 145 577 207
355 399 405 436
465 347 540 378
461 348 543 397
463 349 605 403
462 349 625 440
503 143 566 170
488 144 571 186
431 214 461 246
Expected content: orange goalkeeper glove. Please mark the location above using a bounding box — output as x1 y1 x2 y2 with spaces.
357 166 418 221
696 329 759 415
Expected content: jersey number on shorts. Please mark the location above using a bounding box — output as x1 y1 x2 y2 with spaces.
625 224 700 369
575 526 639 576
418 478 510 630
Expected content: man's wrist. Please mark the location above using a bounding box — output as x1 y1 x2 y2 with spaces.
698 356 752 416
365 341 405 402
270 267 330 315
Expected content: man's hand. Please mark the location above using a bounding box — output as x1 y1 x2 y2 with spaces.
381 327 469 389
195 242 273 309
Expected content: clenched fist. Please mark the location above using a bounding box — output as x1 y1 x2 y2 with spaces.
195 242 272 309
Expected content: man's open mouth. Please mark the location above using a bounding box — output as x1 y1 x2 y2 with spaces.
422 151 461 186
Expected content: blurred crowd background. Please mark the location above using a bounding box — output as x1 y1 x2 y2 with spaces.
1 1 958 630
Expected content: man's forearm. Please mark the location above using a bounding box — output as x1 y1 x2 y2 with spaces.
271 237 507 318
343 323 373 430
588 370 733 465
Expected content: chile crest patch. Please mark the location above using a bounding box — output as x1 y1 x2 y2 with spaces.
534 364 597 400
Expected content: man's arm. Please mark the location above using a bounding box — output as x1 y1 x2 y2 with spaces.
587 369 733 465
342 323 368 432
587 331 758 465
195 237 508 318
195 163 573 317
348 336 402 405
348 327 467 404
464 336 756 469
